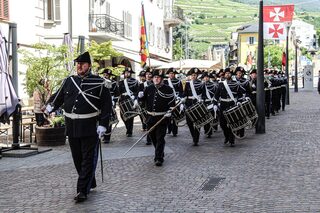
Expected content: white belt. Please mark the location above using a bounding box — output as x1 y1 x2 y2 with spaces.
64 111 100 119
147 111 166 116
122 92 129 96
220 98 234 102
187 96 197 100
281 85 286 87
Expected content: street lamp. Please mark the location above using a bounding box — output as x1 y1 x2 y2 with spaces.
294 38 301 92
284 22 292 104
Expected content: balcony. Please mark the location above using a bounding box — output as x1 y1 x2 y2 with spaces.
89 14 125 42
164 6 184 28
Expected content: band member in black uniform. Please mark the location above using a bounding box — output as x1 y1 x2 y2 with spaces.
45 52 112 203
118 67 139 137
279 71 287 111
201 72 218 138
101 68 119 143
217 69 225 81
138 70 175 166
235 67 251 137
214 68 246 147
138 70 153 145
264 69 272 119
270 70 281 115
164 67 184 137
249 69 257 107
183 67 204 146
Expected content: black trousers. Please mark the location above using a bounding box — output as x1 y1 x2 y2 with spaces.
104 124 112 142
219 111 235 143
120 112 134 135
69 136 99 195
265 90 271 118
186 116 200 144
147 116 168 162
167 118 178 135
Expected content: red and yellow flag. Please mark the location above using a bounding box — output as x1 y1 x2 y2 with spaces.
140 3 149 68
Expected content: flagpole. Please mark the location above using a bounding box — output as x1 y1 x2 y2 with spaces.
256 0 265 134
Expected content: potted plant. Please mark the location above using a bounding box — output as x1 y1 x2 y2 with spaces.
20 43 71 146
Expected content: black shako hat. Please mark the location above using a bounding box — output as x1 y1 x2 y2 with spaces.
138 71 146 77
250 69 257 74
101 68 115 76
166 67 178 74
74 51 92 64
200 72 210 79
187 67 200 76
152 69 164 78
235 66 245 73
122 67 135 74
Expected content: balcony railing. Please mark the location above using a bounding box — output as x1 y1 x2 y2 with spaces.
164 6 184 27
89 14 124 37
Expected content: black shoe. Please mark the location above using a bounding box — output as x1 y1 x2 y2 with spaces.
155 160 163 167
74 192 87 203
173 134 177 137
224 139 229 144
126 133 132 137
146 141 152 145
230 142 235 147
207 134 212 138
104 140 110 144
193 142 199 146
266 116 270 119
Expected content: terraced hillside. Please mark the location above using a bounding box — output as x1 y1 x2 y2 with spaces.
175 0 259 55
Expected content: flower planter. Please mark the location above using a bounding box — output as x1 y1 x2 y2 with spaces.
35 126 66 146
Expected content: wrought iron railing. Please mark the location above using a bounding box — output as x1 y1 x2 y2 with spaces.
89 14 124 37
164 6 184 21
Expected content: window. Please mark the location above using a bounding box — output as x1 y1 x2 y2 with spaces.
45 0 60 21
0 0 9 20
123 11 132 38
148 22 155 46
248 37 255 45
157 27 161 48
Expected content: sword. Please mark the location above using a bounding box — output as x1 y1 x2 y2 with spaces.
123 99 184 157
99 136 104 182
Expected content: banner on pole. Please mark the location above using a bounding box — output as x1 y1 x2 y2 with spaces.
263 5 294 40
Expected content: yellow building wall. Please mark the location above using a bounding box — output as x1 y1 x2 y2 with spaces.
238 32 259 67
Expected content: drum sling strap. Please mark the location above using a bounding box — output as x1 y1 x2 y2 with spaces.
190 80 200 101
124 79 134 100
205 84 217 119
70 77 100 112
168 78 177 97
222 80 237 104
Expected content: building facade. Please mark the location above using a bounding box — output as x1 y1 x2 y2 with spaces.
0 0 183 99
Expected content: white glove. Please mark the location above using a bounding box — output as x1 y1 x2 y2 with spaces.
245 97 251 101
180 104 184 112
252 83 256 89
138 91 144 98
164 111 172 117
213 105 218 112
112 100 115 106
97 125 107 138
133 99 138 109
180 97 186 104
237 102 242 106
207 104 213 110
45 104 53 114
130 95 135 100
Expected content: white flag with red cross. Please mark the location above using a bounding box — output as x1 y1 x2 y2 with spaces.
263 5 294 40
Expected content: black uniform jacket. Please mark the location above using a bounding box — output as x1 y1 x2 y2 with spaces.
183 79 203 107
163 78 184 98
48 73 112 138
139 83 175 124
118 77 139 101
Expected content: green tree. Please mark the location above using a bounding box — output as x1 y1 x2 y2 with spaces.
20 43 71 100
87 40 123 75
173 38 184 60
263 45 283 68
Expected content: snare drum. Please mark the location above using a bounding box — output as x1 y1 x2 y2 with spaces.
185 102 213 128
241 99 258 127
223 104 251 132
109 107 119 126
139 107 148 124
119 98 139 121
172 107 186 126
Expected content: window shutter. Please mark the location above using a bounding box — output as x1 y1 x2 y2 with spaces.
128 13 132 38
0 0 9 20
54 0 61 21
106 1 110 15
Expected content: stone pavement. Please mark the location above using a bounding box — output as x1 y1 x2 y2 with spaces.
1 90 320 212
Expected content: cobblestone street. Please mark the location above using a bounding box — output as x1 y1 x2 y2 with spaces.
1 90 320 212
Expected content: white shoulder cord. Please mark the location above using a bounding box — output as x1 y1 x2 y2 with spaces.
124 79 134 100
168 78 177 97
190 80 200 101
222 80 236 103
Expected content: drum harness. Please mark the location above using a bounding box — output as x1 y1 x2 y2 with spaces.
147 85 176 116
121 78 141 118
222 80 251 139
